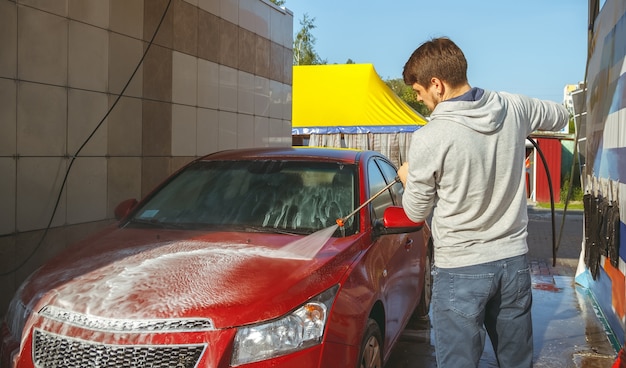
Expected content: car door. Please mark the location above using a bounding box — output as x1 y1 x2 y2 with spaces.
367 157 423 346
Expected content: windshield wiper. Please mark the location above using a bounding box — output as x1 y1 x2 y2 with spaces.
127 218 188 229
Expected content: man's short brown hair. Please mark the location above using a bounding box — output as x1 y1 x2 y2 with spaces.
403 37 468 89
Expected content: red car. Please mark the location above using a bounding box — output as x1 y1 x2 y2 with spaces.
1 147 432 368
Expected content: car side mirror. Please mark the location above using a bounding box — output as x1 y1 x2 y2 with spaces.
114 198 138 220
374 206 424 236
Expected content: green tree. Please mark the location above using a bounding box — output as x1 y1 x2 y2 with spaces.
268 0 285 6
385 78 430 117
293 13 326 65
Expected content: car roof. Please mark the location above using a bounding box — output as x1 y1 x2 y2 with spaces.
199 146 374 164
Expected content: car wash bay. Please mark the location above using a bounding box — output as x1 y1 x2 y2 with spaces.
385 205 619 368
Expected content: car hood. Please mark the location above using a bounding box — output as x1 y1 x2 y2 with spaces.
18 225 363 329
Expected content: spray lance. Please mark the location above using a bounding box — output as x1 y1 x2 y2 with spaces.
336 176 401 229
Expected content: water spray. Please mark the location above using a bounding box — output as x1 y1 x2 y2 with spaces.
336 176 401 228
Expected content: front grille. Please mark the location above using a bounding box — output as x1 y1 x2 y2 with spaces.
33 329 205 368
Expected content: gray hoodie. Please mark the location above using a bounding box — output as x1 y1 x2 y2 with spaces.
402 89 569 268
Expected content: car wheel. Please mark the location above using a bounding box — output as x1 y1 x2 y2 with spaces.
414 240 433 318
359 319 383 368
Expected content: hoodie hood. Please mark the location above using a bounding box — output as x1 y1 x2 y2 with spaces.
430 89 506 134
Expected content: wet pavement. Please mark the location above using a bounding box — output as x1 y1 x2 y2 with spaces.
386 205 619 367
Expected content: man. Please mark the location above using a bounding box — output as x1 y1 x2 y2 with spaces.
397 37 569 368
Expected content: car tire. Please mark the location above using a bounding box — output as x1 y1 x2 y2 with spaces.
358 319 383 368
414 240 433 318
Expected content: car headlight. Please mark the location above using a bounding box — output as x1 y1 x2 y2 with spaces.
5 279 36 342
231 285 339 366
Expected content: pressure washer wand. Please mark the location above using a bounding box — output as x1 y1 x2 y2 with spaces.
336 176 401 228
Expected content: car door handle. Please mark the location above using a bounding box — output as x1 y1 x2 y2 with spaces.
404 238 413 250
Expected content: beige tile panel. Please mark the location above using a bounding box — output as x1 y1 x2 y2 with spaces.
0 2 17 79
198 0 218 15
68 89 108 156
18 6 68 86
268 117 287 147
197 10 219 63
172 51 198 106
237 70 254 115
142 44 172 102
108 32 144 97
238 27 255 75
18 0 68 17
218 65 237 112
66 157 107 224
0 234 16 316
110 0 144 39
254 75 269 116
144 0 172 48
197 108 219 155
14 227 67 282
237 113 254 149
254 36 270 79
107 96 143 156
269 41 283 83
141 156 170 197
239 0 269 38
218 110 237 150
17 82 67 156
0 79 17 156
16 157 67 232
0 158 16 236
173 0 198 55
142 100 172 156
197 59 219 109
219 18 238 69
69 21 109 91
171 104 197 157
253 115 269 147
107 157 141 217
68 0 110 28
220 0 238 25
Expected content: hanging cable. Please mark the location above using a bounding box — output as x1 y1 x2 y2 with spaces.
527 137 557 266
0 0 173 277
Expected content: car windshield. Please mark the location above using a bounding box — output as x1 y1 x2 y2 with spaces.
127 160 357 235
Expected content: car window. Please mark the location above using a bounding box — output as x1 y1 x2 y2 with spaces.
376 159 404 206
128 160 357 236
368 159 395 220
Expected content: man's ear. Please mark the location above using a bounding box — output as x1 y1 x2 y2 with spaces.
431 77 443 96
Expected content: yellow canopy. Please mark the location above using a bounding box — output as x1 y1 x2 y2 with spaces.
292 63 427 134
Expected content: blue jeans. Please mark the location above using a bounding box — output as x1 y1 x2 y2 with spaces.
432 254 533 368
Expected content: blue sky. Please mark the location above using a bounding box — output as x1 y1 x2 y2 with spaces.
284 1 589 103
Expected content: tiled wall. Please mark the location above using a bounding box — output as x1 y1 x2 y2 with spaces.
0 0 293 315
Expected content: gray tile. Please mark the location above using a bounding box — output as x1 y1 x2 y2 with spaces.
110 0 143 39
142 44 172 102
0 158 16 236
0 79 17 156
142 100 172 156
68 0 109 28
18 7 68 85
16 157 67 232
173 0 198 55
0 2 17 79
69 21 109 91
17 82 67 156
66 157 107 224
68 89 108 156
107 96 142 156
108 32 143 97
107 157 141 218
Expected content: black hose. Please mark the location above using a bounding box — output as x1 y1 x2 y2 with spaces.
527 137 557 266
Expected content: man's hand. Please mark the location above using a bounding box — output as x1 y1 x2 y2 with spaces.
397 162 409 186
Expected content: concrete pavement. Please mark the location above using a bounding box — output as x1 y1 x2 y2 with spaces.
385 205 619 367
